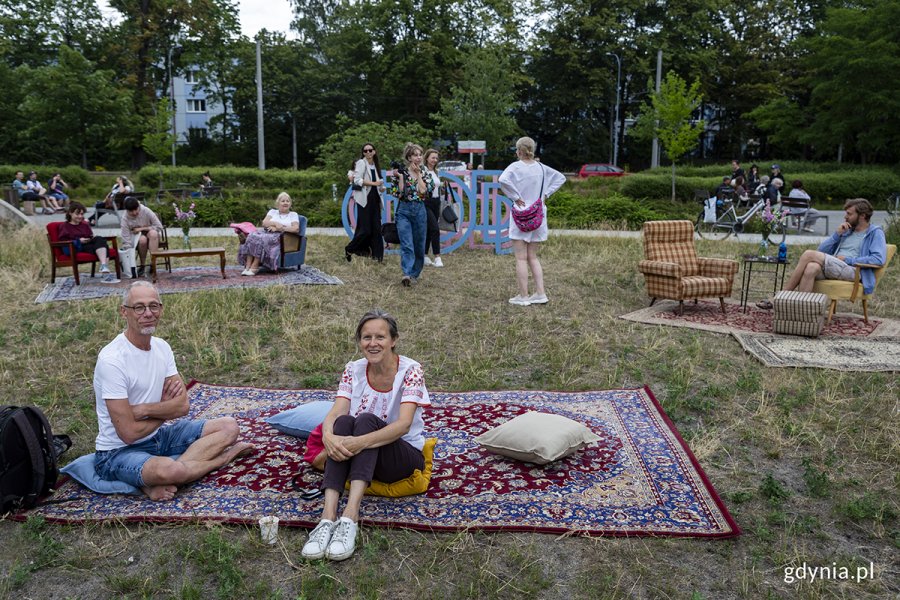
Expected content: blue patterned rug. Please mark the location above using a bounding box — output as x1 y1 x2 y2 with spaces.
27 383 739 537
35 265 342 304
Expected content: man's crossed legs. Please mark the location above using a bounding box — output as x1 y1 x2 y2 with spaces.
95 417 254 501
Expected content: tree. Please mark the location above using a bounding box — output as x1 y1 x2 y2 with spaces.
633 72 704 200
316 116 433 176
431 46 521 160
18 45 129 168
142 97 177 189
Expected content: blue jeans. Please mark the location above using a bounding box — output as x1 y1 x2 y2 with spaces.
396 201 427 278
94 420 206 487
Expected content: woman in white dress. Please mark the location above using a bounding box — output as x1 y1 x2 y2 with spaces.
498 137 566 306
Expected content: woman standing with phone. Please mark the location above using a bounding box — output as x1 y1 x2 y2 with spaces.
394 143 433 287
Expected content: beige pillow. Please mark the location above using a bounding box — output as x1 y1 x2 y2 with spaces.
474 411 600 465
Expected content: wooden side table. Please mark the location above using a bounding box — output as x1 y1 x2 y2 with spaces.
150 247 227 283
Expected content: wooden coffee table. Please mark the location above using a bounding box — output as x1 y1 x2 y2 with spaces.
150 247 227 283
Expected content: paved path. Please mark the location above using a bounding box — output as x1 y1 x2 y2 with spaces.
14 207 892 247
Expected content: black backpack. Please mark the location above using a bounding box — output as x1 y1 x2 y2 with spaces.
0 406 71 513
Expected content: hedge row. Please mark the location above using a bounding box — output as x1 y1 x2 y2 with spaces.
135 166 337 193
151 194 344 228
0 165 92 188
621 170 900 206
646 161 900 177
547 191 672 229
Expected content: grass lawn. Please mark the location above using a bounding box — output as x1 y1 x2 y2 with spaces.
0 225 897 599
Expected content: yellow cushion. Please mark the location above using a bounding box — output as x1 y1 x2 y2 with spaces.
345 437 437 497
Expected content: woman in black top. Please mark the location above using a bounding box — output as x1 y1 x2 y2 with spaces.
344 143 385 262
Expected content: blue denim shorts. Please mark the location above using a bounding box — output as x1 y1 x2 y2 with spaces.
94 420 206 488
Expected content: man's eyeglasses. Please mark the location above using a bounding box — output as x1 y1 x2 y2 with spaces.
123 303 163 315
363 148 375 153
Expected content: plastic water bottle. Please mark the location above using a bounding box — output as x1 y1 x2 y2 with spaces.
778 242 787 262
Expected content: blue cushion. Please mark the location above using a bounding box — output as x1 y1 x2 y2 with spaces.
61 454 141 495
265 401 333 438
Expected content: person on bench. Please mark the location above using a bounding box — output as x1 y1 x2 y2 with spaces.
12 170 46 211
757 198 886 309
88 175 133 225
93 281 254 501
120 196 164 277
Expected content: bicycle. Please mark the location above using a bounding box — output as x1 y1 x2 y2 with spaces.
695 194 786 243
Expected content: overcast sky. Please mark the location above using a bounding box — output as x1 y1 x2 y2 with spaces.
98 0 297 39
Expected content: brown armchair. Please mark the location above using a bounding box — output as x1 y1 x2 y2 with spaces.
638 220 739 314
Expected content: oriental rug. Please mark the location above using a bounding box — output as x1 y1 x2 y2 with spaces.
619 299 900 338
27 383 740 538
733 333 900 371
34 265 342 304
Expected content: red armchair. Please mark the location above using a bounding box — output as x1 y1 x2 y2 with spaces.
46 222 121 285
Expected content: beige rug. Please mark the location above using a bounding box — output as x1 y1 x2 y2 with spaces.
732 333 900 371
619 299 900 338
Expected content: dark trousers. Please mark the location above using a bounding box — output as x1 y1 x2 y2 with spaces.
322 413 424 491
81 236 109 254
345 188 384 261
424 197 441 255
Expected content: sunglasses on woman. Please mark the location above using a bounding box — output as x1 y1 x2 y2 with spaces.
363 148 375 153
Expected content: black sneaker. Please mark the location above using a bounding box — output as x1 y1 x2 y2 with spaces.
401 276 411 287
137 266 145 278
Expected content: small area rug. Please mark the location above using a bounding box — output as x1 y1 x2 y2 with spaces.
619 299 900 338
733 333 900 371
35 265 342 303
26 383 739 538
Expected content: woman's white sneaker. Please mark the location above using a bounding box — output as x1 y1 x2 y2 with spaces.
527 293 549 304
301 519 335 560
433 257 443 267
325 517 358 561
508 295 531 306
423 256 433 266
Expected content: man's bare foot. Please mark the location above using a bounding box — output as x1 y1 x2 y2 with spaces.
142 484 178 501
222 442 255 464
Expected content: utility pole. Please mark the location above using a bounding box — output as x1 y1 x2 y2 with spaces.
605 52 621 167
651 50 662 169
256 39 266 170
291 114 298 170
168 45 176 167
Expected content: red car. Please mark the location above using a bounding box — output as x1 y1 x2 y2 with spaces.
578 163 627 177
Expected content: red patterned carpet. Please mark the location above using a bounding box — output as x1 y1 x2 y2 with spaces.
24 383 739 538
619 299 899 338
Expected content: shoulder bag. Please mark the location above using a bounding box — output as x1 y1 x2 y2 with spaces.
437 183 460 233
511 165 545 233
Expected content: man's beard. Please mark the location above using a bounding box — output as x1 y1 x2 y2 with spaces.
140 326 156 335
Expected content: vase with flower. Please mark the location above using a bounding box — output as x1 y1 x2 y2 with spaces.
757 200 783 256
173 202 196 249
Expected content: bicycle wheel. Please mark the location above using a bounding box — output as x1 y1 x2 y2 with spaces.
694 210 716 240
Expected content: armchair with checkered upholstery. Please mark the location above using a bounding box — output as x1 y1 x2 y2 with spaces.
638 220 739 314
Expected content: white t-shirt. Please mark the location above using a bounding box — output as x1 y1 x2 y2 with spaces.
93 333 178 451
336 356 430 450
426 170 441 199
498 161 566 242
266 209 299 227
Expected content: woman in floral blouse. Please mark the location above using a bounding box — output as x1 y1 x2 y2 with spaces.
394 143 434 287
301 310 431 562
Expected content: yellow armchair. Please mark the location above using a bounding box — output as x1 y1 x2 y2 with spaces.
813 244 895 324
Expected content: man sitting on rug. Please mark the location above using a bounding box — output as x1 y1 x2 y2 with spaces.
757 198 887 310
93 281 254 501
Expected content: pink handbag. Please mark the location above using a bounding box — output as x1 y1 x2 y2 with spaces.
511 165 545 232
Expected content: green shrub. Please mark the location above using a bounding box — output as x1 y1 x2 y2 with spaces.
134 166 337 193
548 191 666 228
152 193 343 228
0 165 91 188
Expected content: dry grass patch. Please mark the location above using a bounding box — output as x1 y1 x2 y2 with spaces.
0 224 897 599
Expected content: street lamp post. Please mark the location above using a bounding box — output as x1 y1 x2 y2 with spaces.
168 45 176 167
605 52 621 167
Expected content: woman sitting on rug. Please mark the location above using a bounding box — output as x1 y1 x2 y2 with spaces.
301 309 431 562
238 192 301 276
57 202 119 283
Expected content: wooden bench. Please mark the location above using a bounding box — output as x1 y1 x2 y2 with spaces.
150 246 226 283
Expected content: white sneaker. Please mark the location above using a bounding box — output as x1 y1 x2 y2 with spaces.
527 293 549 304
241 269 252 276
325 517 358 561
100 273 120 284
423 256 433 266
433 257 443 268
100 265 111 274
301 519 335 560
508 295 532 306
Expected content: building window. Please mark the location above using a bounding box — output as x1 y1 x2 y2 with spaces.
188 127 208 140
186 99 206 113
185 70 200 84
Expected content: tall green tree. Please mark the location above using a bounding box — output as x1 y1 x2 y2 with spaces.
633 72 704 200
18 45 129 168
142 97 177 189
431 46 521 161
317 116 433 175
